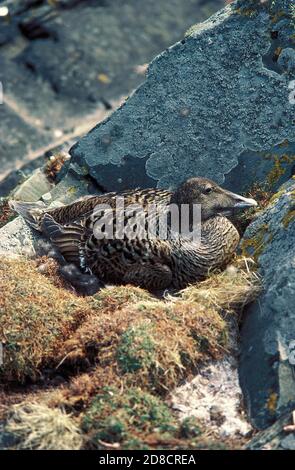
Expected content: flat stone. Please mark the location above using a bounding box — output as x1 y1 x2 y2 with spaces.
0 424 18 450
0 104 50 177
0 0 222 181
68 0 295 194
0 56 82 132
280 434 295 450
246 411 293 449
12 168 52 202
239 177 295 430
18 0 222 107
0 216 40 258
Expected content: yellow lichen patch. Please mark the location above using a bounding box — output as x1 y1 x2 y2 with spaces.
271 11 289 24
264 154 295 189
268 188 285 205
240 224 271 262
266 392 278 414
282 209 295 228
234 7 257 18
67 186 77 195
97 73 111 85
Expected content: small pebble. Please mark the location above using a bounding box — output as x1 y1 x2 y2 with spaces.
209 405 226 426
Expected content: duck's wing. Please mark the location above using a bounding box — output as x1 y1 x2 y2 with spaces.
10 188 173 268
10 188 172 227
9 194 117 230
40 213 87 264
46 193 117 225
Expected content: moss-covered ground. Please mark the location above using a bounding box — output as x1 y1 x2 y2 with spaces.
0 253 259 450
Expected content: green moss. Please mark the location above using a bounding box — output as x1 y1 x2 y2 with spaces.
123 438 151 450
82 386 177 449
82 386 230 450
1 255 256 449
0 258 93 382
117 323 156 373
93 416 126 443
180 417 202 439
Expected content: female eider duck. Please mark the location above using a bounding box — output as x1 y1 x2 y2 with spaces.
10 177 257 293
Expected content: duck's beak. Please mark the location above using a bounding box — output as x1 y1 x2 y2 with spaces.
224 190 258 209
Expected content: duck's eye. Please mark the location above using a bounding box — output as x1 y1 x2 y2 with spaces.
204 186 213 194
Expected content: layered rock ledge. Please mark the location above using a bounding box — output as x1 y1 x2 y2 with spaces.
66 0 295 195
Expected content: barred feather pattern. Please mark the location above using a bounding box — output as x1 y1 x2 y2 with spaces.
11 184 241 291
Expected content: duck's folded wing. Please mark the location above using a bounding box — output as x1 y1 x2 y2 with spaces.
46 194 117 225
41 214 85 264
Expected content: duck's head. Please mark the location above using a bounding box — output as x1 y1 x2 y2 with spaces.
171 177 257 221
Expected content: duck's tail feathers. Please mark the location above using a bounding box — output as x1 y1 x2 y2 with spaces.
9 200 46 231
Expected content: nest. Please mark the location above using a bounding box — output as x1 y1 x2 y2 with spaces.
0 255 261 449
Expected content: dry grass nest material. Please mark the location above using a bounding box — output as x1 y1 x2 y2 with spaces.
3 388 238 450
44 153 69 182
0 256 261 394
0 256 260 450
4 402 82 450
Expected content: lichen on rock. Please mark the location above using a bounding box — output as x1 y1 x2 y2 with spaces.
240 178 295 430
67 0 295 195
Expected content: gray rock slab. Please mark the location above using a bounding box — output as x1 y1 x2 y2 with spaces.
0 0 223 182
0 216 40 258
0 104 50 176
12 168 52 202
18 0 222 107
246 411 294 449
68 0 295 194
0 57 75 132
239 177 295 430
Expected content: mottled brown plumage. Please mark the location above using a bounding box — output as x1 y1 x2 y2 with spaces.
11 177 257 292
